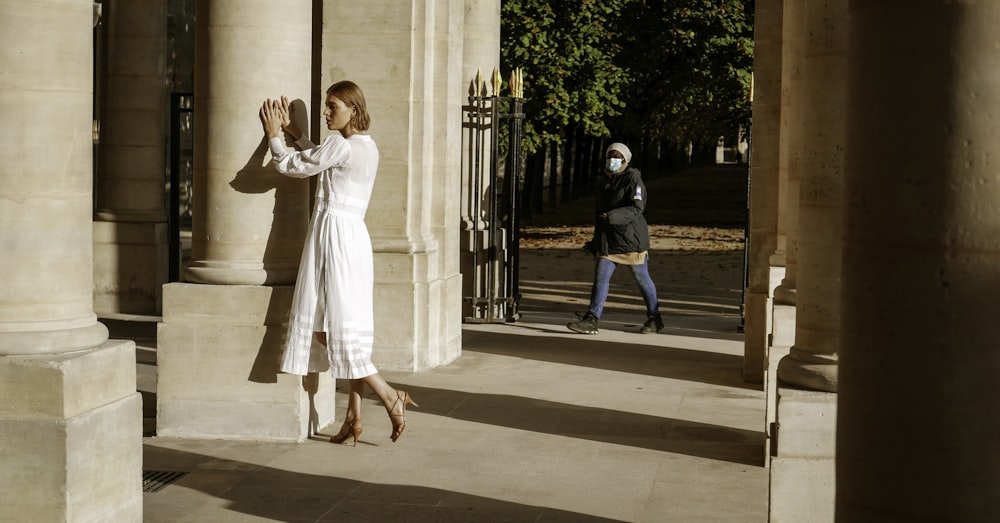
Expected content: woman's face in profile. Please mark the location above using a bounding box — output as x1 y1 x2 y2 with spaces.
323 94 353 132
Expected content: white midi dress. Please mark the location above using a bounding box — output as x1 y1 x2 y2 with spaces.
268 133 380 379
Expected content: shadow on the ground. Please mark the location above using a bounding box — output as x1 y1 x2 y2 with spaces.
462 328 752 390
390 383 764 468
143 446 625 523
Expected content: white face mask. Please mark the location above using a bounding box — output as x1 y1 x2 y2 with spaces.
606 158 623 171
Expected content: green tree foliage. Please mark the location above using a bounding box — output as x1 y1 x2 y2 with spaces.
619 0 754 147
501 0 632 153
501 0 753 157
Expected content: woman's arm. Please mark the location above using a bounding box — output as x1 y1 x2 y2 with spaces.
269 134 350 179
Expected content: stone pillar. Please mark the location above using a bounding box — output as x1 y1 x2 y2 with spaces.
839 3 1000 520
743 0 782 384
157 0 335 441
459 0 502 321
322 0 469 370
772 0 802 308
776 0 845 392
0 0 141 520
93 0 169 315
769 2 845 521
763 0 802 469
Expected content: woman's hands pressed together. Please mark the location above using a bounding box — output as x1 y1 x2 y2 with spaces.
259 96 295 139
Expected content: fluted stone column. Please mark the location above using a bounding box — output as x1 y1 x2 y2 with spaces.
777 0 845 393
93 0 169 315
323 0 471 370
158 0 335 441
744 0 782 384
0 0 141 520
839 3 1000 520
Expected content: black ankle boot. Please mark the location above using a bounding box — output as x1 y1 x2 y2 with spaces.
639 312 664 334
567 312 599 335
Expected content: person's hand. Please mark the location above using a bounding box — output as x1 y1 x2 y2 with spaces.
259 98 285 138
279 96 304 141
278 96 292 129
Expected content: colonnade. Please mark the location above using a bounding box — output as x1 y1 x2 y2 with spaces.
0 0 497 519
748 0 1000 520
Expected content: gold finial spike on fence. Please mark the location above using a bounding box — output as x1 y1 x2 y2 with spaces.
491 67 502 96
469 78 477 97
509 68 524 98
474 69 483 97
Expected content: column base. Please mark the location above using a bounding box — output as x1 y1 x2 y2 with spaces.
769 386 837 522
157 282 335 441
184 261 298 286
773 284 797 306
777 348 838 393
0 340 142 521
764 303 796 467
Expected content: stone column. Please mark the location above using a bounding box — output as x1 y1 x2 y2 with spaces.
93 0 169 315
769 2 845 521
459 0 502 321
743 0 782 384
157 0 335 441
322 0 469 370
772 0 802 308
776 0 846 392
839 3 1000 520
0 0 141 520
763 0 802 469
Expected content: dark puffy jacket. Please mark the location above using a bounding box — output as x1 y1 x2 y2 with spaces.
590 166 650 255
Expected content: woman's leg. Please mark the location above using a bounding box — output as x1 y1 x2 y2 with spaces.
628 259 660 315
345 379 364 421
360 372 417 442
331 378 366 445
587 258 618 318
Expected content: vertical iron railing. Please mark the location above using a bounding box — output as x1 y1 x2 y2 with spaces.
461 68 525 323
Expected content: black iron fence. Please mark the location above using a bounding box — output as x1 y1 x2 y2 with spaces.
461 69 526 323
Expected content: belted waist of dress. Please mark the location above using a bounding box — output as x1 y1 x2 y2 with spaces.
315 198 366 218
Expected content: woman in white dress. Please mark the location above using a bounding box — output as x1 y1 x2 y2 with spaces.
259 81 417 445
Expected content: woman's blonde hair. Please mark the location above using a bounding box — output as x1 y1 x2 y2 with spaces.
327 80 371 131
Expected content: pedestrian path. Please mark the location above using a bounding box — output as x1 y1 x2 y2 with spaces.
140 311 767 522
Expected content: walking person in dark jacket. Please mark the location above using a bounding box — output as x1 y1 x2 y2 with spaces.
567 142 664 335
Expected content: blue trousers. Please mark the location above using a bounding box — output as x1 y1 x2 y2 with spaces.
587 257 660 319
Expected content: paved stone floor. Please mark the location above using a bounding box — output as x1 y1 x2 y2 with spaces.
135 240 768 522
139 311 766 522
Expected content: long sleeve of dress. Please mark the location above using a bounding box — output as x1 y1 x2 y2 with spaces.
269 135 351 178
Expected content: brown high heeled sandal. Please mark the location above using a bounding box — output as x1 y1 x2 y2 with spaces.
387 391 418 442
330 419 363 447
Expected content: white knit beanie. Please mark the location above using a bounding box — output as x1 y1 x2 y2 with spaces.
606 142 632 164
